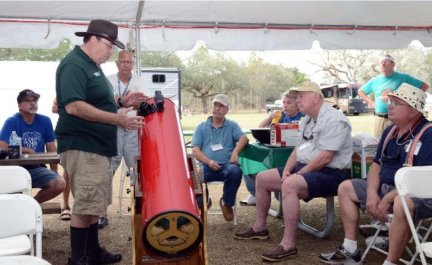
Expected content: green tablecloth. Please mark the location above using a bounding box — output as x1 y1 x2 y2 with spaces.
239 143 294 175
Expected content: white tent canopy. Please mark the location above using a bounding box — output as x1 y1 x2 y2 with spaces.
1 1 432 51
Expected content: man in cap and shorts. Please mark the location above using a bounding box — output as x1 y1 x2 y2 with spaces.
234 82 352 262
191 94 249 222
358 54 428 138
56 19 145 265
320 84 432 265
0 89 65 203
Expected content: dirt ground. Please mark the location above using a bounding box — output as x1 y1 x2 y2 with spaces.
41 170 388 265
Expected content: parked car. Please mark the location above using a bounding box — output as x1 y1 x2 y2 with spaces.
265 99 283 113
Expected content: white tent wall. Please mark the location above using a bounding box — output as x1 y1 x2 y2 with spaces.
0 61 118 128
1 1 432 51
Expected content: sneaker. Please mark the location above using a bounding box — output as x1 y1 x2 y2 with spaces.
89 247 122 264
98 217 109 229
319 245 362 265
240 194 256 206
219 198 233 221
365 236 389 252
234 227 269 240
261 245 297 262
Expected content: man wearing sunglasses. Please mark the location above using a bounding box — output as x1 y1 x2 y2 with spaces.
320 84 432 265
235 82 352 262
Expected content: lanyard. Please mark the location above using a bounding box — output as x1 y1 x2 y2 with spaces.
210 125 224 145
117 74 131 97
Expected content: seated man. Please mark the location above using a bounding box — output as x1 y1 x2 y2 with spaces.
319 84 432 265
241 89 304 206
0 89 65 203
234 82 352 262
191 94 249 221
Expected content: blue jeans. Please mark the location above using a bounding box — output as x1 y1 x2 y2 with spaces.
27 166 60 189
202 163 242 207
243 173 280 200
243 174 256 196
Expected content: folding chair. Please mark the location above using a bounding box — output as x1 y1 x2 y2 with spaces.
395 166 432 265
193 156 239 226
204 181 239 226
0 194 43 258
0 255 51 265
117 158 132 216
360 216 393 263
0 166 31 195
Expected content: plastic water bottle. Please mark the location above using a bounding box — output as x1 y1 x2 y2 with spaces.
8 131 21 159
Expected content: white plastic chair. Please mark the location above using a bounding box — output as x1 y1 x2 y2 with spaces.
205 181 239 226
0 255 51 265
0 166 31 195
117 158 132 216
395 166 432 265
0 194 43 258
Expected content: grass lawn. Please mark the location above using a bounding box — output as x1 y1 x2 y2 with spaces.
180 112 374 136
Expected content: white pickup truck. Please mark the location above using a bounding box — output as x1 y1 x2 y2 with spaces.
265 99 283 113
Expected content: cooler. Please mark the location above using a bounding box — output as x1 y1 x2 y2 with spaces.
351 144 377 179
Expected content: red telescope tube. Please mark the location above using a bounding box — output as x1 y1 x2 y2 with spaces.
139 97 203 257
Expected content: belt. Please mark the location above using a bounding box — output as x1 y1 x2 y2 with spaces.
374 113 388 119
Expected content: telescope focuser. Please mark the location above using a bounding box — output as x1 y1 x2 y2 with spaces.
137 91 165 117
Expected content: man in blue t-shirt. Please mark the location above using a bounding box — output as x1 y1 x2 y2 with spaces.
241 90 304 206
0 89 65 203
358 54 428 138
192 94 249 222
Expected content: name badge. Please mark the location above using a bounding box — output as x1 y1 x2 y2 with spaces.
405 140 421 156
211 144 224 151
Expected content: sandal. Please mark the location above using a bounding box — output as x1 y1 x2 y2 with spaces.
60 206 72 221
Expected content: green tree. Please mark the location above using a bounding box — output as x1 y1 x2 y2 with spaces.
141 51 183 68
0 39 72 61
182 46 233 113
244 54 308 110
313 50 375 84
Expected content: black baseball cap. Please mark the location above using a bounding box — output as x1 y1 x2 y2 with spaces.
17 89 40 103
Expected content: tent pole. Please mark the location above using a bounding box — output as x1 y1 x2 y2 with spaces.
135 0 144 76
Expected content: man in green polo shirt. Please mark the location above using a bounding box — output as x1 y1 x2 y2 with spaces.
56 19 145 265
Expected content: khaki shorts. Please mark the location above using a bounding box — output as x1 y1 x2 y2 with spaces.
373 116 392 138
60 150 112 217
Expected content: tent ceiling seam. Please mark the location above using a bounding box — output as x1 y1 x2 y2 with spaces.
1 18 431 32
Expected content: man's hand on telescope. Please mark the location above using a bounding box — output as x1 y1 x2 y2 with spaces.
121 91 148 108
116 107 144 129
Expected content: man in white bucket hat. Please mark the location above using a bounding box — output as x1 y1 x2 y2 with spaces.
320 84 432 265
